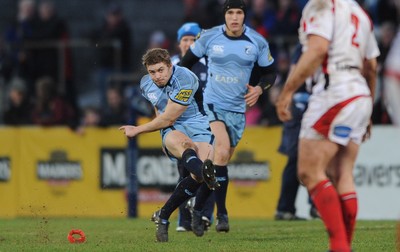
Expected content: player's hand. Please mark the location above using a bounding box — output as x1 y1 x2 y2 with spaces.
362 120 372 142
245 85 262 107
119 125 140 138
276 92 293 122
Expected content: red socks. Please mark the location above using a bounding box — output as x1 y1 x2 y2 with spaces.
310 180 350 251
340 192 358 244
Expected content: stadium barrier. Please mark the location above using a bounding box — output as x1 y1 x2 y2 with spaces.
1 126 399 219
0 126 286 219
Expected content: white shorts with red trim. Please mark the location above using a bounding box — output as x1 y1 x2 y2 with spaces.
300 93 372 146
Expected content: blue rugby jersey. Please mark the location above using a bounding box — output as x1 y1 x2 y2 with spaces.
140 65 207 124
190 25 274 113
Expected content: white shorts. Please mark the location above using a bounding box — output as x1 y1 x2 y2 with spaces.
300 94 372 146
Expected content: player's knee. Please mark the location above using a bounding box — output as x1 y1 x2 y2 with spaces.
214 147 230 162
297 170 311 186
326 168 337 183
180 139 196 151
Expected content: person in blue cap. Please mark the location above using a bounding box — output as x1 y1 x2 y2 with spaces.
171 22 215 233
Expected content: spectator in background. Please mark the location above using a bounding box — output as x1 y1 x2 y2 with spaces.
4 0 37 93
270 0 300 41
92 2 132 108
182 0 224 29
147 30 170 50
75 84 129 132
376 0 398 26
3 77 32 125
182 0 206 28
31 76 75 126
245 0 276 38
32 0 68 82
99 84 128 126
75 105 101 135
0 36 14 83
31 0 76 108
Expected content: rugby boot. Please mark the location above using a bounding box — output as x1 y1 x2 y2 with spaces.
202 159 220 190
191 209 205 237
202 216 212 231
216 214 229 233
151 210 169 242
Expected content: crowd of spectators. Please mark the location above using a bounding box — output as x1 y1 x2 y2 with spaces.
0 0 398 129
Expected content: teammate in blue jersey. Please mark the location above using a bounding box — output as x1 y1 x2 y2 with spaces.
180 0 276 233
171 22 216 233
119 48 219 242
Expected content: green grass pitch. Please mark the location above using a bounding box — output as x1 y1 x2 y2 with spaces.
0 218 398 251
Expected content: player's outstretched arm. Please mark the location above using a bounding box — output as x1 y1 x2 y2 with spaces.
119 100 187 138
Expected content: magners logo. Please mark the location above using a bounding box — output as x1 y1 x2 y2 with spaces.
37 151 82 180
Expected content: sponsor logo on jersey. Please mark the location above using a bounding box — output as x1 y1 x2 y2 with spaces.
268 51 273 62
245 46 252 55
333 125 351 138
174 89 193 102
147 92 157 102
212 45 224 54
215 74 239 83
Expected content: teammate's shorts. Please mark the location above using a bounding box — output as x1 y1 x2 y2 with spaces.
300 94 372 146
161 122 214 160
204 104 245 147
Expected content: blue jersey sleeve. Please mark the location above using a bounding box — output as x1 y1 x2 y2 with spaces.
169 66 199 106
248 29 274 67
258 42 274 67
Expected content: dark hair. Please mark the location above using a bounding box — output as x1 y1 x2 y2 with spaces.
142 48 171 67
